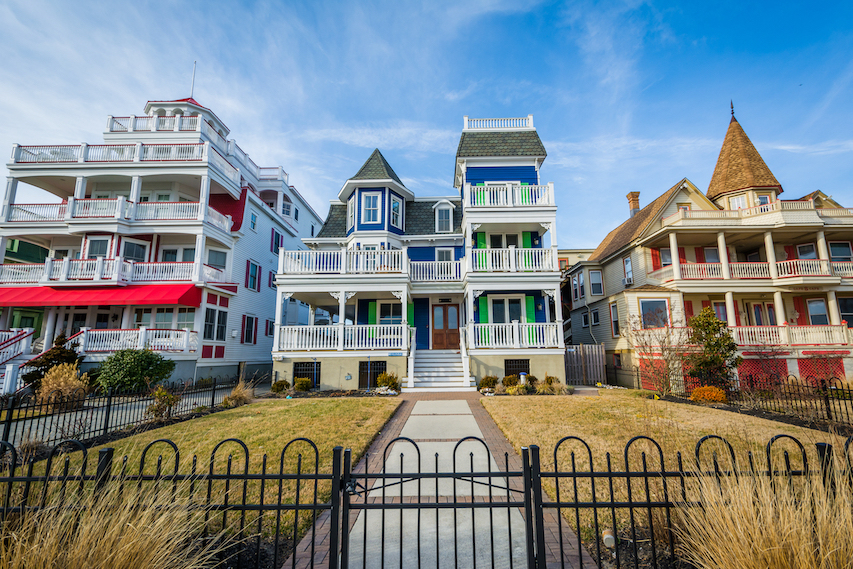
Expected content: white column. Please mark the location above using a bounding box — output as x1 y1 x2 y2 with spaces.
120 306 132 329
554 287 565 348
43 308 58 348
0 236 6 265
764 231 778 279
467 290 476 348
725 291 737 327
309 306 315 326
73 176 87 199
273 290 284 352
2 178 18 222
197 175 210 220
128 176 142 220
400 289 407 327
773 291 787 325
827 290 841 325
337 291 346 352
3 364 18 394
816 230 830 260
276 190 284 217
193 234 206 281
717 232 731 280
137 326 148 349
668 232 681 280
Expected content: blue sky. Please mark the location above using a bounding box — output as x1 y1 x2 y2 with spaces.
2 0 852 248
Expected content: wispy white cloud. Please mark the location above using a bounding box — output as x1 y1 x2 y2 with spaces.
767 140 853 156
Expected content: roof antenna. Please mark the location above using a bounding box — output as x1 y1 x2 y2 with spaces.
730 100 734 117
190 61 197 99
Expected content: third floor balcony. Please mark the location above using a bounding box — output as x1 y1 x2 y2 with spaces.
463 182 555 208
0 257 228 286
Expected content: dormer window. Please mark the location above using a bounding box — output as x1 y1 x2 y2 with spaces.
362 192 380 224
729 195 746 210
757 194 771 205
437 208 451 232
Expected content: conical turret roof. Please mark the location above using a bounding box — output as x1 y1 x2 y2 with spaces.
707 116 781 200
350 149 404 186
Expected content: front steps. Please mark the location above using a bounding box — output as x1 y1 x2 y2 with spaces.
402 349 477 392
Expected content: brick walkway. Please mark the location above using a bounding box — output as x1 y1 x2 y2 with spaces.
283 392 596 568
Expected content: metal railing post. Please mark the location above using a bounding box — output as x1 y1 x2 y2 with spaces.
521 447 538 569
210 376 217 408
328 446 343 569
94 447 114 495
101 388 113 436
339 448 352 569
529 445 547 569
1 397 14 444
816 442 835 492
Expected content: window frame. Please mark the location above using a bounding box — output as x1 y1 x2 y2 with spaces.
436 248 454 263
806 298 829 325
797 243 817 260
829 241 853 262
121 237 149 262
729 195 747 210
572 276 578 300
361 191 381 224
246 260 260 291
591 308 600 325
488 294 527 324
659 247 672 267
703 247 720 263
177 307 195 331
243 315 257 344
578 272 585 298
377 301 403 325
639 298 671 329
207 249 227 271
613 353 622 368
86 237 110 258
436 206 452 233
203 308 217 341
610 303 620 337
390 194 403 229
215 310 227 342
623 256 633 280
347 196 355 230
589 270 603 295
249 212 257 231
581 312 589 328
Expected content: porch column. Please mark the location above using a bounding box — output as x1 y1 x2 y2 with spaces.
400 290 408 350
773 291 787 326
193 234 206 281
308 306 315 326
764 231 779 279
816 230 830 260
2 177 18 221
467 290 477 349
197 175 210 221
337 291 346 352
73 176 87 199
717 232 731 279
0 236 6 265
0 307 11 329
827 290 841 325
276 190 284 217
554 287 565 348
724 291 737 327
43 308 58 349
273 289 284 351
120 306 133 329
128 176 142 220
668 232 681 280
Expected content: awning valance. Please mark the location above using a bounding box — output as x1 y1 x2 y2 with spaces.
0 284 202 307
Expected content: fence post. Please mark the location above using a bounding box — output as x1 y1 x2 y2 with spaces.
1 396 14 444
521 447 538 569
328 446 343 569
529 445 547 569
101 388 113 436
816 442 835 492
210 376 217 408
339 448 352 569
821 379 834 423
94 447 114 495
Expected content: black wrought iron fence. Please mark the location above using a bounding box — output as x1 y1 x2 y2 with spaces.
1 433 851 569
0 376 241 449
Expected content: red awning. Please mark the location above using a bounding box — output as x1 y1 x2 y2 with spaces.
0 284 202 307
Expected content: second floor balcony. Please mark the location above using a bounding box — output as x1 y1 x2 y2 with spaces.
632 323 852 349
463 183 555 208
648 259 852 283
0 257 228 286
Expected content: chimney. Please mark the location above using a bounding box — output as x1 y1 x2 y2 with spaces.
627 192 641 217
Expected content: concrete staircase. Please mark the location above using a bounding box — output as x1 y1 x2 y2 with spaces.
402 349 477 392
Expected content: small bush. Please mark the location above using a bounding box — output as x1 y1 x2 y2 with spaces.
478 376 498 389
502 374 520 387
271 380 290 393
524 374 538 384
21 334 84 391
544 375 559 385
38 363 88 408
376 372 400 391
294 377 313 392
97 349 176 392
690 385 727 403
506 384 532 396
221 380 253 408
494 383 506 395
146 386 181 419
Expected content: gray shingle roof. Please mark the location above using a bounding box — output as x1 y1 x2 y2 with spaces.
314 199 462 239
456 131 547 158
351 149 404 186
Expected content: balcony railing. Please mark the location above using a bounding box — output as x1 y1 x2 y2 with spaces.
75 327 197 355
634 324 850 348
465 183 554 208
135 201 200 220
661 200 853 227
0 258 226 285
471 247 555 272
108 115 202 134
649 260 840 281
469 322 562 349
8 203 67 222
409 261 462 282
463 116 534 130
776 259 832 277
277 324 407 351
279 250 404 276
730 262 772 279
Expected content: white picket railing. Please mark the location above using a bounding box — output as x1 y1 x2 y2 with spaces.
818 208 853 217
72 198 118 218
346 250 403 274
206 206 231 232
157 116 176 131
831 261 853 278
134 116 153 131
680 263 723 279
141 143 204 161
515 248 554 271
519 323 561 348
468 185 511 207
789 325 848 345
281 250 343 274
202 264 225 282
0 259 222 284
730 326 783 346
135 201 200 220
83 329 140 352
776 259 832 277
472 248 511 271
466 183 555 207
8 203 67 221
513 185 553 206
86 145 135 162
344 324 405 350
647 265 673 281
131 262 194 282
179 116 199 131
409 261 462 281
208 147 240 185
730 262 771 279
278 325 340 351
201 120 228 150
471 324 515 348
15 145 80 162
147 328 192 351
80 328 195 353
0 264 43 283
66 259 101 280
465 116 533 130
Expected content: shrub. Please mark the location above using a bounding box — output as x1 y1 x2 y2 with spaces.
544 375 559 385
502 374 520 387
293 377 313 392
478 376 498 389
97 349 176 392
376 372 400 391
506 384 532 396
221 380 253 408
690 385 727 404
524 374 538 384
37 362 88 408
146 386 181 419
21 334 84 392
271 380 290 393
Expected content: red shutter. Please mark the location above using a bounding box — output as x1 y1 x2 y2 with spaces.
784 245 797 261
257 265 262 291
727 248 733 262
734 300 742 326
678 247 686 264
244 260 250 288
702 300 712 310
651 248 661 271
268 271 272 288
241 315 246 343
685 300 694 321
253 318 258 344
793 297 808 325
270 229 275 252
695 248 705 264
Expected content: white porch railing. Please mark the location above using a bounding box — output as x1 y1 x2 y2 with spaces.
72 198 120 218
831 261 853 277
281 250 343 274
789 325 848 345
409 261 462 281
77 327 196 354
464 116 534 130
278 325 340 351
202 264 226 282
206 206 232 232
8 203 67 222
515 248 555 271
729 326 784 346
519 323 561 348
344 324 405 350
208 147 240 185
346 250 403 274
776 259 832 277
0 259 224 284
141 143 204 161
471 248 512 271
135 201 200 220
87 144 135 162
466 183 554 207
0 264 44 283
469 322 560 349
680 263 723 279
276 325 406 351
647 265 673 281
131 262 194 282
730 262 771 279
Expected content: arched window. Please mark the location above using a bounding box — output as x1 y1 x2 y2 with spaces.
281 193 292 217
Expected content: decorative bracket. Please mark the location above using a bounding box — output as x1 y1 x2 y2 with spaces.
329 292 341 301
539 222 551 232
470 223 482 232
541 290 554 299
282 292 294 301
346 292 356 301
472 290 483 299
391 290 405 300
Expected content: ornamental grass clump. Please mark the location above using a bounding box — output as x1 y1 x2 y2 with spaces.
37 362 88 411
689 385 727 404
221 379 253 408
502 374 520 387
376 371 400 391
675 463 853 569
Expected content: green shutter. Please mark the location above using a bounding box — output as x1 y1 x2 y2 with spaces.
407 302 414 325
476 233 486 250
368 301 377 324
478 296 489 324
522 232 532 249
525 296 536 344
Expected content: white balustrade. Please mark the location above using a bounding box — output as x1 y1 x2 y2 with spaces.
789 325 848 345
80 328 193 353
730 262 771 279
282 250 343 274
471 324 515 348
515 248 554 271
83 329 140 352
466 117 532 129
779 200 816 211
147 328 188 350
680 263 723 279
344 324 405 350
647 265 674 281
86 145 135 162
135 201 200 220
519 323 560 348
776 259 831 277
818 208 853 217
831 261 853 277
179 116 199 131
141 143 203 161
109 117 130 131
15 145 80 163
156 116 176 131
208 147 240 185
730 326 783 346
201 120 228 150
49 260 65 280
8 203 67 221
472 248 511 271
66 259 100 280
206 206 232 231
409 261 462 281
131 262 194 281
468 185 511 207
133 116 153 131
513 185 553 206
202 264 225 282
187 331 199 352
71 198 118 218
346 250 402 273
278 325 340 351
0 264 43 283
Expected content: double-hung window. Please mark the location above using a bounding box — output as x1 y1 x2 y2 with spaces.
362 193 380 224
243 315 257 344
436 207 452 233
572 276 578 300
623 256 633 281
347 197 355 230
610 303 620 337
88 238 109 258
203 308 217 340
208 250 227 271
807 299 829 325
249 212 257 230
591 309 600 325
215 310 227 341
797 243 817 260
704 247 720 263
379 303 402 325
247 261 259 290
659 247 672 267
390 195 403 229
123 241 146 262
830 242 853 262
640 299 670 329
177 308 195 331
590 270 603 295
729 195 747 209
578 273 585 297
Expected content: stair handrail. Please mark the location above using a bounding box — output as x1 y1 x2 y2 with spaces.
407 326 416 389
0 329 34 367
460 326 471 388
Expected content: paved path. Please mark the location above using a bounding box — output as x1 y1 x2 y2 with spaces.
285 393 596 569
